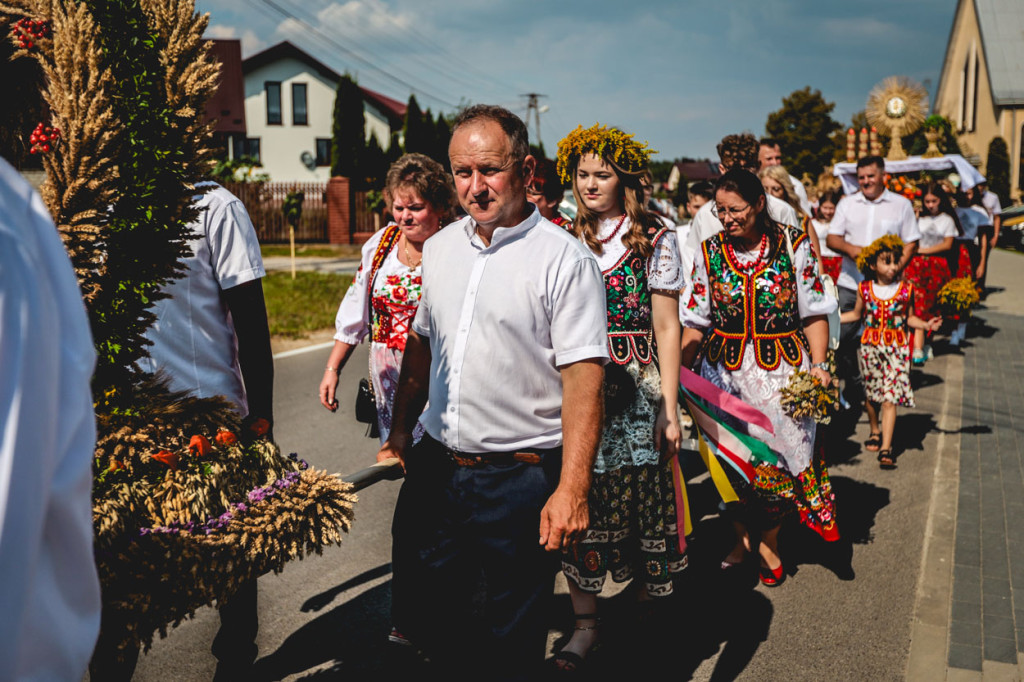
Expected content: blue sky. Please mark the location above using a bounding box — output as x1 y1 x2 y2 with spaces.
200 0 958 161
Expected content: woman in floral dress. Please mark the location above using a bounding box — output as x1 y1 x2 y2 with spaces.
552 124 684 672
318 153 455 443
681 168 839 587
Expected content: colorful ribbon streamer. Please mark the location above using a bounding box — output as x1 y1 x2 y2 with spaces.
679 366 775 435
670 454 690 554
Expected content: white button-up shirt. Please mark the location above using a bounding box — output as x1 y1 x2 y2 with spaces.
0 157 101 680
828 189 920 290
139 183 265 416
412 208 609 453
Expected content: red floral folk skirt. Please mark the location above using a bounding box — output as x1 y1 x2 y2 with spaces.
903 253 952 321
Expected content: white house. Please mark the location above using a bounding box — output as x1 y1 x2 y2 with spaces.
239 41 407 183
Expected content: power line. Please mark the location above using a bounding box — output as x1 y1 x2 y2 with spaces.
255 0 460 109
272 0 482 105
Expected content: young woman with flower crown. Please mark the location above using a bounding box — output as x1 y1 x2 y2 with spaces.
552 124 685 673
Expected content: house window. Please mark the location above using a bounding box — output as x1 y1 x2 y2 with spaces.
266 81 282 125
315 138 331 167
232 136 261 164
292 83 308 126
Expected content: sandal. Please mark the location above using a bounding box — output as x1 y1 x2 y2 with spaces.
551 613 599 673
878 448 896 469
864 433 881 452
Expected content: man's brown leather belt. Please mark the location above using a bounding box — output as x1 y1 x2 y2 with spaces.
449 451 544 467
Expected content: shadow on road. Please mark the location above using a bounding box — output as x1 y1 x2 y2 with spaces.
546 516 775 682
253 572 424 680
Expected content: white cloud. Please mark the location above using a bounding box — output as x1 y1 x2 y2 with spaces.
205 23 267 56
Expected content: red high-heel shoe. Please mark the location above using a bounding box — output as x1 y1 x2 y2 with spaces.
759 562 785 587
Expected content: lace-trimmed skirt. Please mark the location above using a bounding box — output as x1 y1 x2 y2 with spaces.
561 359 688 597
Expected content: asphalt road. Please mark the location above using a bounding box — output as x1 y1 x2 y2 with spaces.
124 320 957 681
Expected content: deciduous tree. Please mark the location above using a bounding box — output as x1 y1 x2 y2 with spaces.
765 87 842 180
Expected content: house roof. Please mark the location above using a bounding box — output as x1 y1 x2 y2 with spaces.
673 161 721 182
241 41 408 124
974 0 1024 105
205 39 246 133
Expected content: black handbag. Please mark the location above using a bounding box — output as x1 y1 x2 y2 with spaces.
355 377 380 439
603 362 636 417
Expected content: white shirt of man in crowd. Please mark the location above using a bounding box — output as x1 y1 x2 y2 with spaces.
826 162 920 291
759 142 812 216
0 156 101 680
412 208 608 452
138 182 265 415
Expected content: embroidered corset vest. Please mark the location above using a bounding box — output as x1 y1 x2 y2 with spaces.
603 243 657 366
859 280 913 347
701 225 808 371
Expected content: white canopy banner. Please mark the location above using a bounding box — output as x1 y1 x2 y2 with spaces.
833 154 986 195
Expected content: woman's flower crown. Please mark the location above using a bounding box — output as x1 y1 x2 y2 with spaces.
856 234 905 275
555 123 656 184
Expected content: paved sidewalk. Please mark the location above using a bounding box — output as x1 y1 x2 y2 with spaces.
908 248 1024 681
262 254 361 275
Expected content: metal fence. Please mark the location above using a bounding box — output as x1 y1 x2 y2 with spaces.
224 181 328 243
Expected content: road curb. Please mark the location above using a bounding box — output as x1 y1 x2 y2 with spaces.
906 349 964 681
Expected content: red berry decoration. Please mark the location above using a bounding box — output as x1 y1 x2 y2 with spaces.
28 122 60 155
12 17 50 50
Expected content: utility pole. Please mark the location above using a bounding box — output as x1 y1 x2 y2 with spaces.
522 93 547 151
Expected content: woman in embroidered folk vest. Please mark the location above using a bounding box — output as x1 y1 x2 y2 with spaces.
681 168 839 587
552 124 685 672
318 153 455 447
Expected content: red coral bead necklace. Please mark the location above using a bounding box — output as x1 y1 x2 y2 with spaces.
599 214 628 244
725 232 769 271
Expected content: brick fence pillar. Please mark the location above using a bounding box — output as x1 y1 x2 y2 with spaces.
327 176 352 244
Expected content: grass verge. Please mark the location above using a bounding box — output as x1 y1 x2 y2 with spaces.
263 271 353 338
260 243 362 259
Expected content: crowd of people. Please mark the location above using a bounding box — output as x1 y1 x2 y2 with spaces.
316 108 1003 679
3 98 1002 680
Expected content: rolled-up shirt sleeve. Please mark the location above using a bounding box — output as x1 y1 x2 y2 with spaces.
550 256 609 367
207 198 265 290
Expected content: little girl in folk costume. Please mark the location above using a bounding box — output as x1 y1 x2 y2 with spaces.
841 235 941 469
552 124 686 673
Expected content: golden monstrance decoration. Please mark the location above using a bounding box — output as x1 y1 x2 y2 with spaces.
865 76 928 161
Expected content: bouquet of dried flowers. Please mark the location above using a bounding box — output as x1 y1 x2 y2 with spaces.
937 277 980 320
780 369 840 425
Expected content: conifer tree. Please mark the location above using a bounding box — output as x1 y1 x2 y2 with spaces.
330 73 364 179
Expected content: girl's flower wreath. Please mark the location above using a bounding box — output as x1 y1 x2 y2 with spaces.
856 234 905 276
556 123 656 184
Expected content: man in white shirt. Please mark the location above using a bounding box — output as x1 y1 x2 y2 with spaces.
379 104 608 678
826 155 920 405
682 133 799 284
139 182 274 680
759 137 812 216
0 156 101 681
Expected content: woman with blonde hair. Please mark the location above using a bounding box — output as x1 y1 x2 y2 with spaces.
759 164 822 258
552 124 685 672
